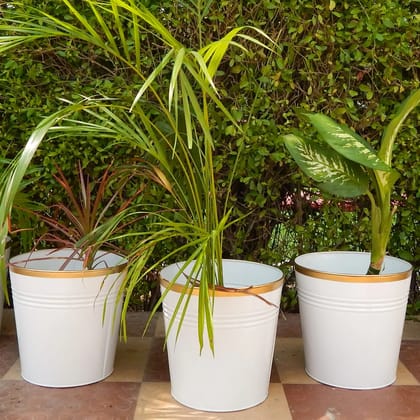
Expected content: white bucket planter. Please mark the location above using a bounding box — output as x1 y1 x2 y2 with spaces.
0 239 11 331
295 251 412 389
9 248 126 387
160 259 284 412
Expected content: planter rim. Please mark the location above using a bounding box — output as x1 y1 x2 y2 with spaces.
160 259 284 296
295 251 412 283
9 248 127 278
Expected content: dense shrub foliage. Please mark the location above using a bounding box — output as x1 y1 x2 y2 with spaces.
1 0 419 311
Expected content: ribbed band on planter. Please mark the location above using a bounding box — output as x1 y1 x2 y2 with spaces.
9 248 126 387
294 251 412 390
160 259 284 412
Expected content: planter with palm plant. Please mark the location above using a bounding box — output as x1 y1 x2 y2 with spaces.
1 1 284 410
282 89 420 389
8 161 147 387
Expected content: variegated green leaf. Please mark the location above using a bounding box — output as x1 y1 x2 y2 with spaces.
302 113 391 171
283 134 369 197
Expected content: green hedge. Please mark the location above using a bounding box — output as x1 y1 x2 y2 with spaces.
1 0 419 311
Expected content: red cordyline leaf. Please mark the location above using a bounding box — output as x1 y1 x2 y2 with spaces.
35 159 155 267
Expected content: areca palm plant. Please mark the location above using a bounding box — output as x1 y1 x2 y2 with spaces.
282 88 420 275
0 0 273 351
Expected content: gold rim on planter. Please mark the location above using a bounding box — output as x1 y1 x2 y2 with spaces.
295 263 412 283
9 256 127 278
160 277 284 297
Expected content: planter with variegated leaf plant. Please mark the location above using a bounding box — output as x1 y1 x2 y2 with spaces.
282 89 420 389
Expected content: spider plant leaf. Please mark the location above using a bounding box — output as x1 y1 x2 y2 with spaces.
301 112 391 171
283 134 369 197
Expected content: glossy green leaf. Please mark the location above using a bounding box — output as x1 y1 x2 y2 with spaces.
283 134 369 197
302 113 391 171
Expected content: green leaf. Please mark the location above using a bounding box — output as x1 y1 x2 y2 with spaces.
168 48 186 110
283 134 369 197
130 49 175 111
379 88 420 164
301 113 391 171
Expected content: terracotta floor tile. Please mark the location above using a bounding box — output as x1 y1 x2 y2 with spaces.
402 320 420 340
0 380 140 419
277 313 302 337
0 309 16 336
154 313 166 337
284 384 420 420
126 310 165 337
400 341 420 382
0 335 18 377
124 311 157 337
143 337 170 382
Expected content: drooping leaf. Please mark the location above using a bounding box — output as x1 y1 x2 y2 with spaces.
283 134 369 197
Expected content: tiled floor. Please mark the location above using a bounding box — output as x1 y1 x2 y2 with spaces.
1 308 420 419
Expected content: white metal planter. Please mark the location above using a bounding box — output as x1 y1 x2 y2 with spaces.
9 248 126 387
160 259 284 412
295 251 412 389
